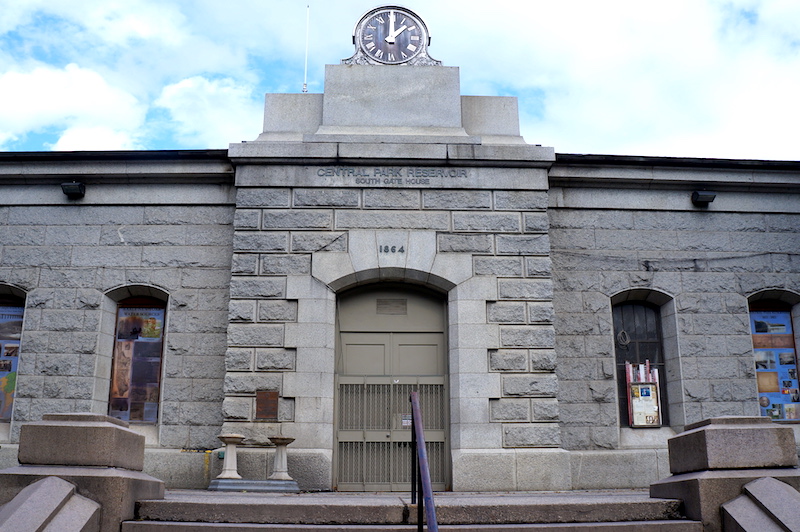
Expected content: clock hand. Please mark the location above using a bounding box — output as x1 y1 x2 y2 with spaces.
385 25 408 43
386 10 396 43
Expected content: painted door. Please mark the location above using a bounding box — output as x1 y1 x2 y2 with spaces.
335 287 448 491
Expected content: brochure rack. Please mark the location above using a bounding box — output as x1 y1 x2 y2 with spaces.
626 361 661 427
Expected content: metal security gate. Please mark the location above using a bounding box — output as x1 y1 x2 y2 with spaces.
337 376 446 491
335 288 449 491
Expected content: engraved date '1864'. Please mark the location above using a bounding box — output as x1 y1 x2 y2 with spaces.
379 245 405 253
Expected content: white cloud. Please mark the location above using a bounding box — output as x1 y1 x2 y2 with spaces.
154 76 263 148
0 131 17 147
0 0 798 158
0 0 45 34
50 126 139 151
0 63 145 150
1 0 188 46
79 0 188 45
437 0 800 159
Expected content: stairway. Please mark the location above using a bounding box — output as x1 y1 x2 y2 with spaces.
0 476 101 531
122 490 702 531
721 477 800 531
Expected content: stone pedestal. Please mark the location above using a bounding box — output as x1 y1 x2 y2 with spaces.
650 416 800 532
208 433 250 491
267 436 294 481
312 65 470 141
0 413 164 532
209 436 300 493
207 477 300 493
216 433 245 480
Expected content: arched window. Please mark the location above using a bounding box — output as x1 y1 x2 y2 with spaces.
0 296 24 422
108 297 166 423
612 302 670 427
750 300 799 420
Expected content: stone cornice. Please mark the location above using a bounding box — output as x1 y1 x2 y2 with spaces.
551 153 800 192
0 149 233 184
227 141 556 168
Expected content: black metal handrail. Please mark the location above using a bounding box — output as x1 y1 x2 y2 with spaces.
410 391 438 532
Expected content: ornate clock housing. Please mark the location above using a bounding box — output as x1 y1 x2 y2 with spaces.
344 6 441 66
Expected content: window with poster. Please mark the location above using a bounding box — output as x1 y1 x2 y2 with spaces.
613 302 669 427
0 297 23 422
750 302 799 421
109 297 165 423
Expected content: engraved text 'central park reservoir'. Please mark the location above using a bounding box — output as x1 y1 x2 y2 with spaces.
315 166 469 186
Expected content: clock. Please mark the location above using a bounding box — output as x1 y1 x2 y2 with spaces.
345 6 440 66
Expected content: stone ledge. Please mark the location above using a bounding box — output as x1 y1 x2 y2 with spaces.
0 465 164 532
651 468 800 532
668 416 798 474
18 413 145 471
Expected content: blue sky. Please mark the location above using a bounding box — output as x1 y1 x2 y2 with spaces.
0 0 799 160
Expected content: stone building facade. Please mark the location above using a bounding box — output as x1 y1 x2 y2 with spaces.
0 62 798 492
549 156 800 488
0 152 234 460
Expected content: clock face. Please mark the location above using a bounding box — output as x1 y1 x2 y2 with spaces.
356 7 428 64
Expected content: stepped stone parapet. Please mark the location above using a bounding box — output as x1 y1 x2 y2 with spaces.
0 412 164 532
651 416 800 532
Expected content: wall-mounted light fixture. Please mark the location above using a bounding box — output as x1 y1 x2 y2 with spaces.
691 190 716 207
61 182 85 199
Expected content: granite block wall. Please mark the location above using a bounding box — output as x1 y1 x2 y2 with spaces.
550 202 800 450
0 188 234 448
3 151 797 492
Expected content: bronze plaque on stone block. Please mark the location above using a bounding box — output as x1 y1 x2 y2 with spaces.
256 390 279 421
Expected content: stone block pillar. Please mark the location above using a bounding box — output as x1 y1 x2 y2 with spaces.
650 416 800 532
0 413 164 532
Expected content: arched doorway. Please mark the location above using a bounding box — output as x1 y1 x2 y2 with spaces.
334 284 449 491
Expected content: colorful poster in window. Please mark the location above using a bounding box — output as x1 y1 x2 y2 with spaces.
0 306 23 422
109 307 164 423
629 383 661 427
751 311 799 420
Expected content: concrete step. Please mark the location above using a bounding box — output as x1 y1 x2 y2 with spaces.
126 489 701 531
123 521 702 531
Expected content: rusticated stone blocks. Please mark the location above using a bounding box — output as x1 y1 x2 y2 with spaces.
503 423 561 447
